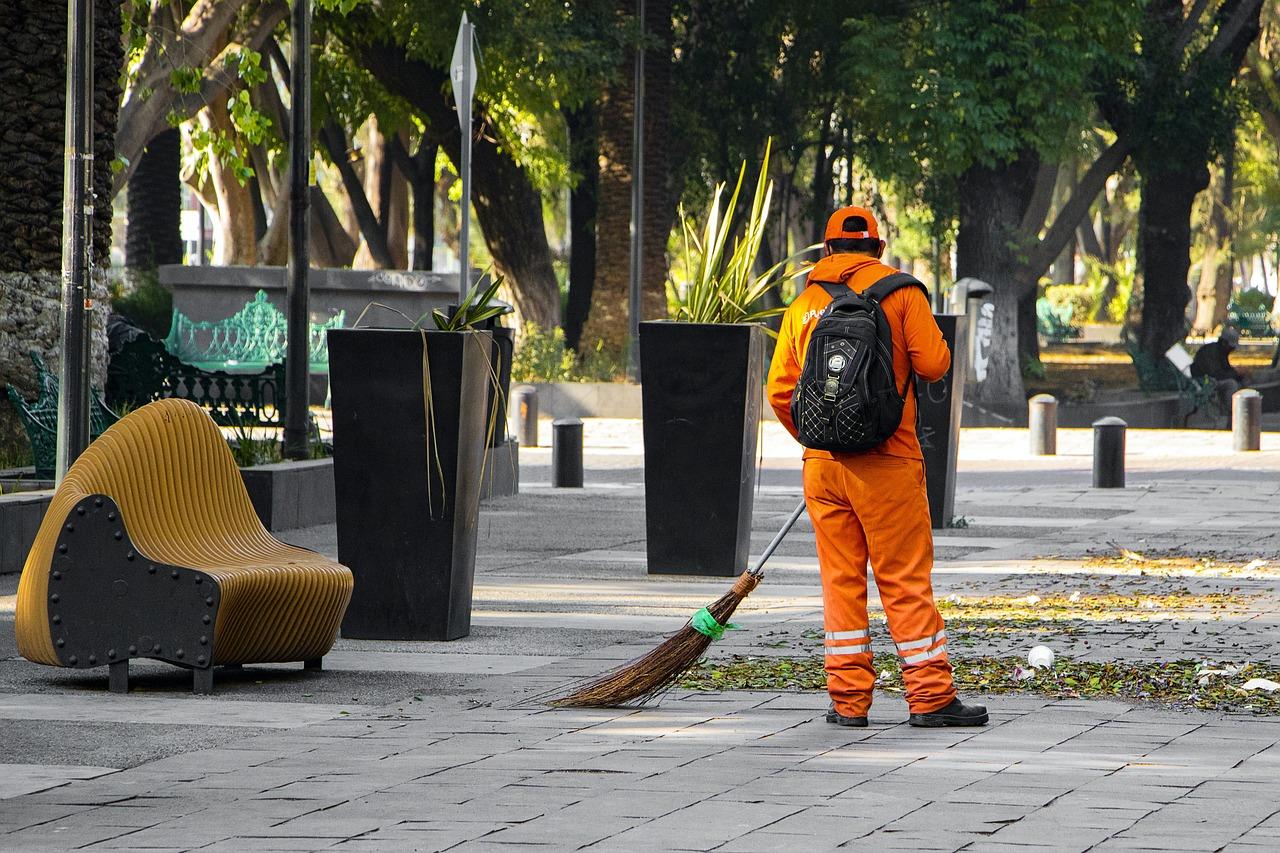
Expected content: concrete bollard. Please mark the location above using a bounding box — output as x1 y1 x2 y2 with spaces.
1029 394 1058 456
1092 417 1126 488
552 418 583 488
1232 388 1261 452
510 385 538 447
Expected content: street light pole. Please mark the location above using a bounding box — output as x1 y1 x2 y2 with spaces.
283 0 312 459
627 0 646 380
56 0 95 483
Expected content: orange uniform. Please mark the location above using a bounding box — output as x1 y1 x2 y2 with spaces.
767 244 955 717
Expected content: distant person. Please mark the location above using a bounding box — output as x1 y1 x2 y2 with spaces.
1191 326 1246 410
766 205 987 729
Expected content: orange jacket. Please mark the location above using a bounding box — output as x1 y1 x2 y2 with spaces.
767 254 951 460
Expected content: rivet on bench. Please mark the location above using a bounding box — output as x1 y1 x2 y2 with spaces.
205 597 213 606
202 615 211 624
148 565 156 574
107 512 116 521
128 644 137 654
93 498 102 507
57 544 67 554
56 639 64 648
52 615 61 625
50 594 59 603
197 655 206 665
52 571 61 580
88 654 97 665
171 569 179 579
176 649 184 659
194 577 202 585
68 655 77 664
114 531 123 541
152 644 161 653
108 648 116 659
125 551 135 561
64 523 74 532
76 506 85 516
200 636 208 645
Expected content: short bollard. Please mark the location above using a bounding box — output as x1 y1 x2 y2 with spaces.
1233 388 1261 452
1092 416 1126 488
552 418 583 488
1029 394 1058 456
510 385 538 447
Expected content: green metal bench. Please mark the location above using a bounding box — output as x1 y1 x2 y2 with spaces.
164 290 344 374
1227 305 1275 338
4 352 120 479
1128 343 1216 424
1036 298 1082 343
107 336 286 428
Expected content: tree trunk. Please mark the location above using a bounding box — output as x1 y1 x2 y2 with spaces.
197 104 258 266
409 139 436 271
125 128 184 272
1133 158 1210 356
320 120 394 269
580 0 675 355
810 104 836 244
564 103 599 351
344 26 561 330
955 152 1041 407
1191 145 1233 334
0 0 120 448
352 117 408 269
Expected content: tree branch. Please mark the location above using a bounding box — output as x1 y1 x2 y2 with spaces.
1018 160 1060 235
319 120 395 269
1019 136 1135 282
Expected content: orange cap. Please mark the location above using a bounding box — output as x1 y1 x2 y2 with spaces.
823 206 880 242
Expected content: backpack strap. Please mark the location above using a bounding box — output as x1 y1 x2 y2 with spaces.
864 272 929 303
815 281 849 299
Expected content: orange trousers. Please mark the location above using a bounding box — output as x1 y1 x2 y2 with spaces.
803 453 955 716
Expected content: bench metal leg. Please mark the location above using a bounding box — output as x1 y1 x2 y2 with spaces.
304 657 323 671
108 660 129 694
193 667 214 695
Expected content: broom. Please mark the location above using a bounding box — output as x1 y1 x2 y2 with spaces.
552 499 808 707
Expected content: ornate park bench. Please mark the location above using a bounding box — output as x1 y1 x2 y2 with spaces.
1036 298 1082 343
165 290 344 374
1227 302 1275 339
1128 343 1216 424
15 398 353 694
4 352 120 479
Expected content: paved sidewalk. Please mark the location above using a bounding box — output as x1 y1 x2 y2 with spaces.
2 423 1279 851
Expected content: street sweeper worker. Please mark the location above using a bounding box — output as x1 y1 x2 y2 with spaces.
766 205 988 728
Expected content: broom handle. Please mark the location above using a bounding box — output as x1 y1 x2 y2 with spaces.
747 499 807 578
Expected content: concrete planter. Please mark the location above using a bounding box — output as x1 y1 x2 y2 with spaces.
0 490 53 575
239 458 336 532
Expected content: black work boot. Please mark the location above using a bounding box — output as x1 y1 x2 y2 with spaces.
908 698 989 727
825 705 869 728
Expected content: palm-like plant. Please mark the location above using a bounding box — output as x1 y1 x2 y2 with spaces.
668 140 812 326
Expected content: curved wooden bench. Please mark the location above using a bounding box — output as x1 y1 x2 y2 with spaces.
15 398 353 694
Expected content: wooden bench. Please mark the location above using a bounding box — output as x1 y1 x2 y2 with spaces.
164 289 344 374
15 398 353 694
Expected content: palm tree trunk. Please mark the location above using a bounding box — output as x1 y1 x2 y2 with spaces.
126 128 184 272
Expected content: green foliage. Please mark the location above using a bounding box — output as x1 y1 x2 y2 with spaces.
1021 356 1047 381
430 275 511 331
1232 289 1274 314
1043 284 1095 325
510 324 626 384
842 0 1137 210
668 141 811 327
109 273 173 339
169 66 202 95
1082 255 1136 323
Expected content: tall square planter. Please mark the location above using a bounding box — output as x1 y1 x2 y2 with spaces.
327 328 492 640
640 321 766 576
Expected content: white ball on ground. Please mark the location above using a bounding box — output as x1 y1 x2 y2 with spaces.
1027 645 1055 669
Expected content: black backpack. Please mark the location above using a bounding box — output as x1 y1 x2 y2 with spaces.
790 272 928 453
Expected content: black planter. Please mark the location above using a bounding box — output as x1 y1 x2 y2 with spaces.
919 314 968 529
640 321 766 576
327 328 492 639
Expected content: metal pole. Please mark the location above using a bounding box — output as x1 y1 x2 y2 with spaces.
627 0 645 380
552 418 584 487
1232 388 1261 452
56 0 95 484
1028 394 1058 456
283 0 311 460
1092 417 1126 489
458 19 473 303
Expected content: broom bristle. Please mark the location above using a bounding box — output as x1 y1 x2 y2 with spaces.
551 570 762 707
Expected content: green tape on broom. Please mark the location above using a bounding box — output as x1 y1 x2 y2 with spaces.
690 607 737 641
